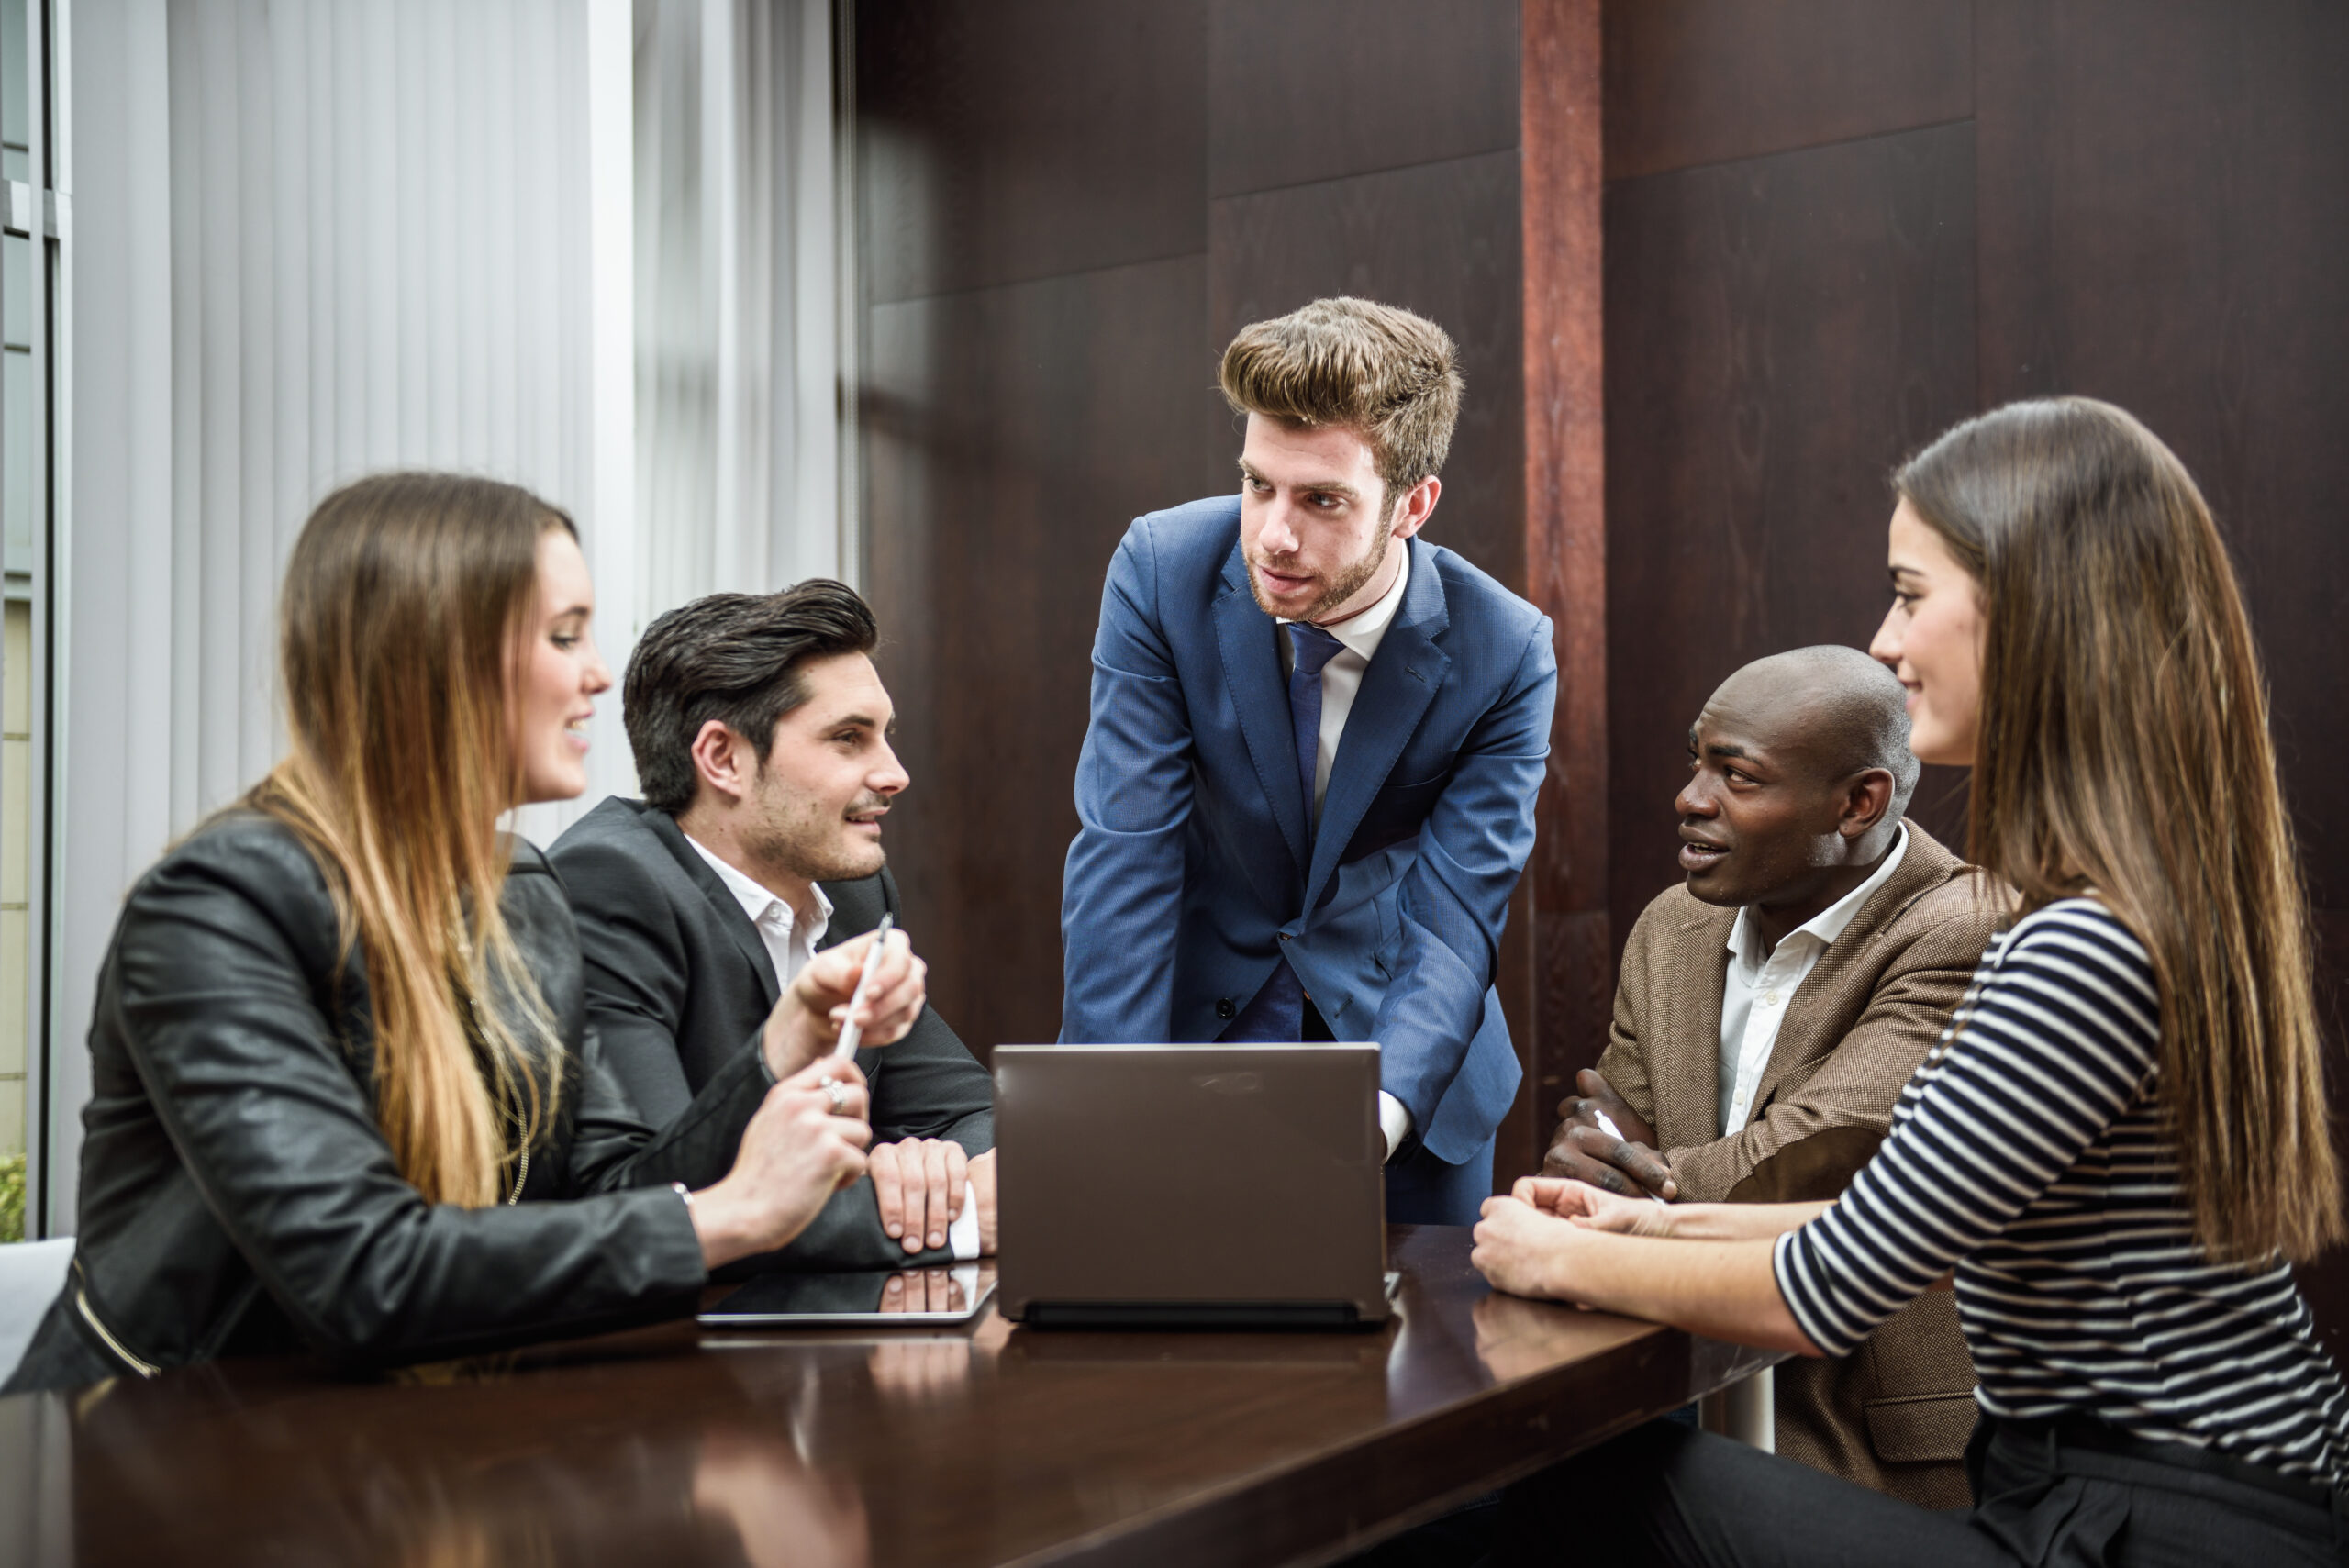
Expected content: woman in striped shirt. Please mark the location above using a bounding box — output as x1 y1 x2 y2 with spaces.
1473 397 2349 1563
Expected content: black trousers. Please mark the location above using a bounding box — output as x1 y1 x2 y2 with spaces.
1496 1415 2349 1567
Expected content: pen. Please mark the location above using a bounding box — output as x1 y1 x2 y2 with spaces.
830 912 895 1061
1591 1110 1671 1204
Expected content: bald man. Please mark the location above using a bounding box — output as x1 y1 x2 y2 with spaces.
1543 646 2009 1507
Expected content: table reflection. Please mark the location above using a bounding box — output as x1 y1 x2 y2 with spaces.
50 1348 874 1567
1472 1289 1605 1384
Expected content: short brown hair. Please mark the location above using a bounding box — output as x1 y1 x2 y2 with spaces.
1219 297 1464 500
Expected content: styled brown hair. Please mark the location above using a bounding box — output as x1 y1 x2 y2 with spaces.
1219 296 1464 503
250 473 572 1208
1896 397 2340 1262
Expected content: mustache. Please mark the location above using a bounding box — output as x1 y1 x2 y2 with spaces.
845 795 893 818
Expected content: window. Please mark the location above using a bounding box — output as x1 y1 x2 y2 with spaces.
0 0 56 1240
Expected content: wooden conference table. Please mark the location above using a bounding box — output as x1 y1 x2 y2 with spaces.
0 1226 1777 1567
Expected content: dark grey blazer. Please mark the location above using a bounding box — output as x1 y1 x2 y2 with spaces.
547 796 994 1272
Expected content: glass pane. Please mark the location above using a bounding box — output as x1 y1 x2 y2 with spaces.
3 348 28 574
0 0 24 152
2 230 27 347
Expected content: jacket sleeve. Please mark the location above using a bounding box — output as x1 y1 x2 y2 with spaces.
1060 518 1196 1044
865 1008 995 1151
1369 618 1557 1143
1665 881 2003 1204
109 843 709 1370
547 831 704 1128
857 866 995 1152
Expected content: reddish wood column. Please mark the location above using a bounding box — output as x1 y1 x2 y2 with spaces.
1520 0 1609 1167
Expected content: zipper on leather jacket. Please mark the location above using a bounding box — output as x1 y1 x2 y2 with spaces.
72 1261 161 1378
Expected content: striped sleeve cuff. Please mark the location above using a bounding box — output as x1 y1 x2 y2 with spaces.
1774 1224 1866 1361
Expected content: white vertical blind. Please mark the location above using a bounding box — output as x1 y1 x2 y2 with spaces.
50 0 838 1234
636 0 841 604
49 0 646 1231
154 0 627 826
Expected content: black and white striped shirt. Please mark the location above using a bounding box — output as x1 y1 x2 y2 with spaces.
1776 898 2349 1485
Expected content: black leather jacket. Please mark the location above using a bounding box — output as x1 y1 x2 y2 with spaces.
5 811 771 1393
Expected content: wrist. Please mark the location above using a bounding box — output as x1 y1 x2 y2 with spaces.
762 1013 822 1081
687 1181 761 1271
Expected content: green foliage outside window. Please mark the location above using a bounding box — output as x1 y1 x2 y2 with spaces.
0 1153 24 1242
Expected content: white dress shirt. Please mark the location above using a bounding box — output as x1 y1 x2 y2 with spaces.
1717 824 1909 1134
684 832 978 1261
1277 545 1416 1162
1280 539 1412 817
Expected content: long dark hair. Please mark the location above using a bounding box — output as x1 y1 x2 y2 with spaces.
1897 397 2339 1262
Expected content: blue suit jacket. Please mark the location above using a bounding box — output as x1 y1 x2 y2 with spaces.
1059 496 1556 1164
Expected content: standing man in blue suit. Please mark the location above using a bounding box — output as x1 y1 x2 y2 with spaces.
1060 297 1557 1225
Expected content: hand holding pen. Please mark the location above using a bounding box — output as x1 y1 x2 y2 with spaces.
759 914 927 1082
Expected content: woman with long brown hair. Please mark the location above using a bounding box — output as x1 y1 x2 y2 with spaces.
1475 399 2348 1562
5 473 921 1390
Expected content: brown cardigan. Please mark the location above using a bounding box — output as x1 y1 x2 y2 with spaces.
1597 820 2010 1507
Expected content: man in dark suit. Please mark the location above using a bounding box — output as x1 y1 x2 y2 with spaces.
1060 297 1557 1226
550 584 993 1271
1542 646 2006 1506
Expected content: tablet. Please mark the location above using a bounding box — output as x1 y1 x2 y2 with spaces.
697 1263 994 1328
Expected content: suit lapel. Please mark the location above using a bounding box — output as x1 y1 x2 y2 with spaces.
1213 543 1311 878
1654 906 1732 1147
1306 541 1448 908
1748 822 1958 1115
644 808 782 1008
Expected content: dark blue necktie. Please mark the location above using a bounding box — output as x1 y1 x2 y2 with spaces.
1286 622 1345 828
1223 621 1345 1042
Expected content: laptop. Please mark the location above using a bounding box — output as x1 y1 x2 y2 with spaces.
992 1043 1392 1329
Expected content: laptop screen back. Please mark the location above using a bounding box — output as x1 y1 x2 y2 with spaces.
993 1044 1387 1324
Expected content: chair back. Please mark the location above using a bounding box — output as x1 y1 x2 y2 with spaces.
0 1238 74 1383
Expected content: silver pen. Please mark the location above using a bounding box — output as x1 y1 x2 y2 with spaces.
830 911 895 1061
1592 1109 1671 1204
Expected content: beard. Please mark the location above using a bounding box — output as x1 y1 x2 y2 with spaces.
742 781 892 888
1247 525 1391 623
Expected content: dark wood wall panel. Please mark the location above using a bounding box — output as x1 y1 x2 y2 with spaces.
858 0 1206 304
1208 152 1526 591
1604 0 1973 181
1973 0 2349 913
863 257 1226 1061
1207 0 1519 197
1602 123 1978 959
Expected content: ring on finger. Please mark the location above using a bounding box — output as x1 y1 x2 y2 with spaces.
820 1077 852 1116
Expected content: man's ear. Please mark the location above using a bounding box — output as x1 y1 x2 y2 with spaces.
1390 474 1442 540
689 719 753 807
1839 768 1898 839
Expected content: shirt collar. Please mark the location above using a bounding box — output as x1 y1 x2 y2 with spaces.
683 831 834 932
1726 822 1911 972
1279 535 1411 662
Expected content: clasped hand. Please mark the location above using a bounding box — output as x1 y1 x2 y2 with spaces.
1470 1175 1676 1301
869 1141 997 1256
1542 1068 1677 1200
